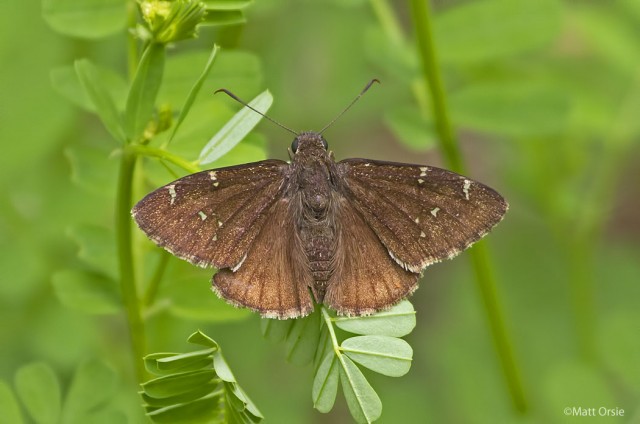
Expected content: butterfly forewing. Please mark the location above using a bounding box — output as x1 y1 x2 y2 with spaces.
213 199 314 319
132 160 288 269
337 159 508 272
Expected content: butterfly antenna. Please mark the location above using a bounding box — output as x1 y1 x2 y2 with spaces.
319 79 380 135
214 88 298 136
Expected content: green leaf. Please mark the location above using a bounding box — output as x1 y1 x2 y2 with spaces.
145 351 215 376
334 300 416 337
212 351 236 383
285 311 321 365
339 356 382 424
75 59 127 143
42 0 126 39
201 10 246 27
142 381 220 408
203 0 252 10
0 380 24 424
125 43 166 140
146 392 222 423
199 90 272 164
435 0 562 64
63 360 117 421
449 81 570 137
312 353 339 413
14 363 61 424
238 386 263 420
169 44 220 144
341 336 413 377
142 370 218 398
52 269 120 315
155 350 215 370
188 330 220 349
313 326 332 368
51 64 127 112
141 331 261 423
225 381 263 420
384 106 436 151
67 225 117 279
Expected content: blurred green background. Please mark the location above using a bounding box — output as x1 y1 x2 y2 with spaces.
1 0 639 422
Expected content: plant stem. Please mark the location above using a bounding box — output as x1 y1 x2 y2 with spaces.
321 307 341 356
369 0 405 45
409 0 463 174
129 144 201 174
127 1 139 80
409 0 527 413
116 147 146 382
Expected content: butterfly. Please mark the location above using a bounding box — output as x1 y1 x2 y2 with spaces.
131 82 508 319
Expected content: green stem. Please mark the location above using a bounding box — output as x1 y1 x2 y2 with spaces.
468 243 527 412
116 147 146 382
321 307 341 356
129 144 201 174
127 1 139 80
369 0 405 45
409 0 464 174
410 0 527 413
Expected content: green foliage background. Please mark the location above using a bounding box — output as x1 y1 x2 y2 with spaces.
1 0 639 422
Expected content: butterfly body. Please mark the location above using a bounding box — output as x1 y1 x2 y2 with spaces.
287 132 345 303
132 131 508 319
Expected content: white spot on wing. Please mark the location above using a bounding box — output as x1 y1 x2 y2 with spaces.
167 184 177 205
419 166 428 177
209 171 217 181
212 234 217 241
430 207 440 217
198 211 207 221
387 250 420 273
213 182 220 187
231 253 247 272
414 217 420 224
418 178 424 185
463 179 471 200
217 220 223 227
420 231 426 238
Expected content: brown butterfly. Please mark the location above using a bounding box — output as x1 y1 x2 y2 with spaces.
132 81 508 319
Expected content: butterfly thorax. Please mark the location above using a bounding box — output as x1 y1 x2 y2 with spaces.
289 132 339 302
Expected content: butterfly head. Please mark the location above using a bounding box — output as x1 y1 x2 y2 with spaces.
291 131 328 155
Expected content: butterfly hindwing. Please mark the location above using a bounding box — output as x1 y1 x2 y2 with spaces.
132 160 288 270
324 196 419 316
213 198 314 319
337 159 508 273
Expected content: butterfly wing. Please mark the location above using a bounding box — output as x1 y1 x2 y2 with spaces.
131 159 288 270
213 198 314 319
336 159 508 273
324 196 419 316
